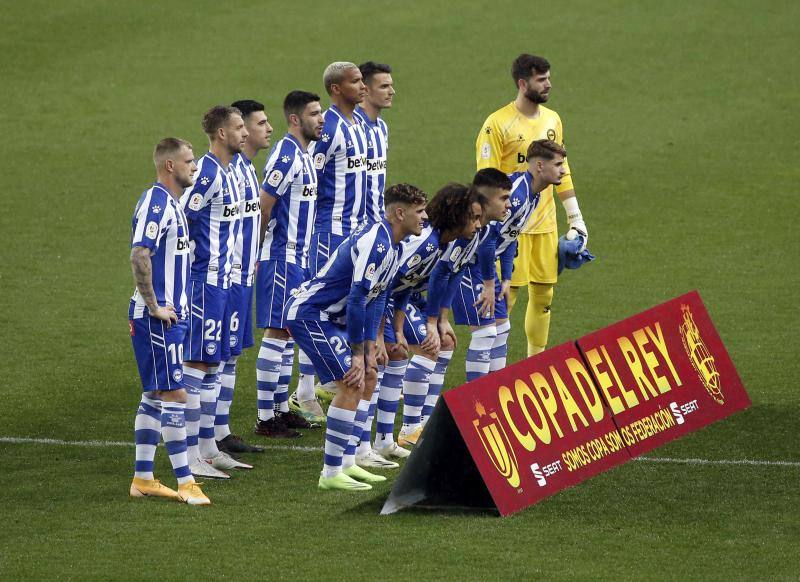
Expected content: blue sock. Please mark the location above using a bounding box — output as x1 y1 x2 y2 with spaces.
134 395 161 480
402 355 436 429
214 357 237 440
376 359 407 443
323 405 357 478
181 366 204 461
466 326 497 381
161 401 193 485
274 341 294 413
199 366 220 458
256 338 286 421
423 349 453 421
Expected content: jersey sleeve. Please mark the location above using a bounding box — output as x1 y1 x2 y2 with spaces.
554 114 575 194
477 224 498 280
352 226 390 294
181 163 218 221
261 143 298 198
476 114 504 170
131 190 168 251
311 114 342 178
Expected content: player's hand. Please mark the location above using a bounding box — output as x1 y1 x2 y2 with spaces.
389 332 409 359
151 305 178 328
420 321 441 354
438 320 457 349
474 282 496 318
500 280 512 305
343 353 365 389
566 223 588 252
375 337 388 368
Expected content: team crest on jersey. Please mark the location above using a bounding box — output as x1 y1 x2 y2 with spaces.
344 355 352 368
417 324 427 337
481 143 491 160
145 221 159 239
172 369 183 382
547 129 556 140
314 153 325 170
230 336 237 347
205 342 217 355
188 193 203 211
267 169 283 187
408 254 422 268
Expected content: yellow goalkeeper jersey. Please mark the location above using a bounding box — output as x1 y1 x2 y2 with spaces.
476 102 574 234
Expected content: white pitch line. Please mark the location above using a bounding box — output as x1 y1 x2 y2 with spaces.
2 437 799 467
634 456 800 468
0 436 322 453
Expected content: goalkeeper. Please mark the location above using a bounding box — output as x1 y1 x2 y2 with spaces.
476 53 589 356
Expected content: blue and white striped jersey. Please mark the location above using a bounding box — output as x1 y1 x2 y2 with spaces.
260 134 318 268
311 105 369 237
180 152 242 289
354 106 388 223
285 219 399 326
457 227 488 270
129 183 191 320
493 171 541 257
231 153 261 286
391 225 442 296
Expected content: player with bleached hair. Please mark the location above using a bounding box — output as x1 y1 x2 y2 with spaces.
128 137 210 505
293 62 370 416
454 140 568 381
284 184 427 491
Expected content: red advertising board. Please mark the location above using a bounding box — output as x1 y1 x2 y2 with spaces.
383 291 750 517
443 341 631 516
575 291 750 457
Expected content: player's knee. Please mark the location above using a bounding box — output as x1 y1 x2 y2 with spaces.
531 283 554 311
440 334 455 352
388 342 408 361
264 327 290 340
159 388 187 404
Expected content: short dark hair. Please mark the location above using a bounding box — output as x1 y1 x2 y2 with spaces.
359 61 392 85
527 139 567 161
472 168 513 191
426 183 476 233
230 100 264 120
153 137 192 167
283 91 321 119
384 183 427 208
512 54 550 83
201 105 242 136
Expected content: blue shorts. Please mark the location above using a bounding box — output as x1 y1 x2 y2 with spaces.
286 319 351 384
256 260 306 329
308 232 345 276
185 280 228 364
452 265 506 326
130 316 188 392
383 293 429 345
221 283 254 360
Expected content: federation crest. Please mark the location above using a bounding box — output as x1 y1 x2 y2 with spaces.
267 169 283 187
472 402 520 488
314 153 325 169
365 263 376 279
145 221 159 239
188 193 203 211
408 254 422 268
679 305 724 404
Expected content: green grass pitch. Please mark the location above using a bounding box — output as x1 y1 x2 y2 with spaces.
1 0 798 579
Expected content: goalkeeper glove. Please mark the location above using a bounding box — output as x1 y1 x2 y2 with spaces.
561 196 588 251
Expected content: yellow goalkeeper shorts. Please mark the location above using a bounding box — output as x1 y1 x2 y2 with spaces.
510 231 559 286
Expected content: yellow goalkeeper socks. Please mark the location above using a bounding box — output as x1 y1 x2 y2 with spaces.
525 283 554 357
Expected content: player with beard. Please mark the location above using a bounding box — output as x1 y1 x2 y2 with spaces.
476 54 589 358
